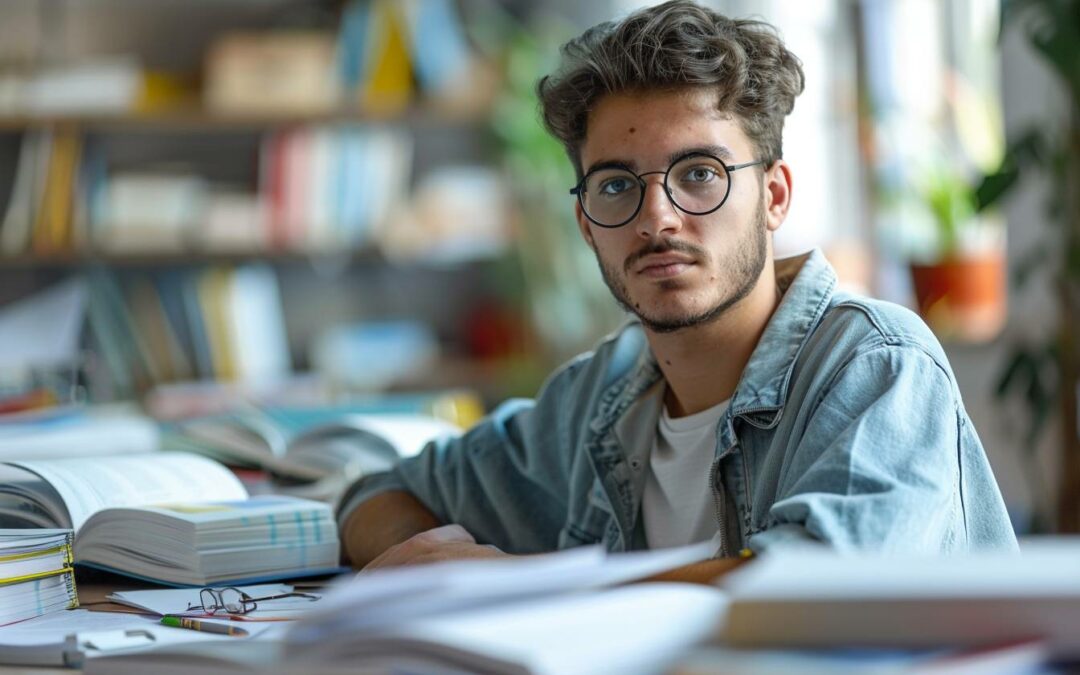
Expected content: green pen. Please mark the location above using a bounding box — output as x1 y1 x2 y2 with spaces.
160 615 250 637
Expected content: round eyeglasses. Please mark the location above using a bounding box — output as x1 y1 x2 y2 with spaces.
184 586 320 616
570 153 765 228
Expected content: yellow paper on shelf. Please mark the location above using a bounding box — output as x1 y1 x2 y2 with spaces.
197 267 237 381
360 0 414 115
31 128 81 255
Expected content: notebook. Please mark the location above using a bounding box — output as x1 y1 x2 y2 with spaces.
0 529 78 626
0 453 341 586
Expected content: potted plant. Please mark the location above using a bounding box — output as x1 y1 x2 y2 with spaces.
909 165 1007 343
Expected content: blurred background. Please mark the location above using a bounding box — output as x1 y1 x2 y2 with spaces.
0 0 1074 534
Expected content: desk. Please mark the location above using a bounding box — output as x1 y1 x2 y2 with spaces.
0 576 154 675
0 571 328 675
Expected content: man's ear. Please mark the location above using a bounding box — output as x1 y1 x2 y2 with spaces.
763 160 793 233
575 201 597 250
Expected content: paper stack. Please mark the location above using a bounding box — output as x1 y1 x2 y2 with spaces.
83 543 728 675
0 529 78 626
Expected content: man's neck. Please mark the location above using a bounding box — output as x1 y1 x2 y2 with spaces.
648 268 780 418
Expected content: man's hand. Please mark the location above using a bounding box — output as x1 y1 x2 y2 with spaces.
363 524 509 570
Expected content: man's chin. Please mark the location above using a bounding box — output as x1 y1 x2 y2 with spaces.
635 309 717 334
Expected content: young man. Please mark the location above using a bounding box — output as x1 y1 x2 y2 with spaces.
339 0 1017 579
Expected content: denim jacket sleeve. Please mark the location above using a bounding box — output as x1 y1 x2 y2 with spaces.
336 355 595 554
749 343 1017 554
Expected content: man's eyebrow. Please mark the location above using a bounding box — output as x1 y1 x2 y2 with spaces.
667 145 734 165
583 144 735 176
583 158 638 175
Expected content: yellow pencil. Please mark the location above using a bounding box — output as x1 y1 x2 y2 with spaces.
160 615 249 637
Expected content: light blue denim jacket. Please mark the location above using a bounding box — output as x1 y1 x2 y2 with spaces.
339 249 1018 555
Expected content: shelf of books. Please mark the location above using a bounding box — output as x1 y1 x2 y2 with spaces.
0 0 534 407
0 122 421 262
0 0 498 260
0 105 489 133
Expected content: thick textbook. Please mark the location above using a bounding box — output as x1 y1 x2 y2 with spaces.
0 453 340 586
0 529 78 626
719 540 1080 658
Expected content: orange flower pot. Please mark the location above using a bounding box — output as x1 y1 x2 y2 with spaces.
909 250 1006 343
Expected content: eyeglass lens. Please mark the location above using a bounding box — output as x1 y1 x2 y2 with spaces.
198 587 253 614
189 587 320 615
581 155 730 227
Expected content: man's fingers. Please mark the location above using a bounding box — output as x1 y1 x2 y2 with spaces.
418 524 476 543
360 524 476 572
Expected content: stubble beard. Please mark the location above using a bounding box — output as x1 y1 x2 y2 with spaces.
595 200 769 334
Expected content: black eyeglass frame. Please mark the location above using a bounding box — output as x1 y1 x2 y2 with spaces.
569 153 766 228
184 586 321 616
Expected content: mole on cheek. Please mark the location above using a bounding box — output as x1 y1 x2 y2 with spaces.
628 127 636 134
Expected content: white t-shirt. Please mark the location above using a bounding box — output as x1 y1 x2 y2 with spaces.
642 397 729 551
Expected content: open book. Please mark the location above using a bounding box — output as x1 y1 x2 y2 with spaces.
0 453 341 586
168 409 461 483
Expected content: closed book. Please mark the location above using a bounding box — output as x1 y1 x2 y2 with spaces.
719 541 1080 659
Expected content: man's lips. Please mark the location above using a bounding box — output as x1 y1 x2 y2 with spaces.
634 253 697 278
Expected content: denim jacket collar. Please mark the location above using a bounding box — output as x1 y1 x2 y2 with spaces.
729 249 837 422
582 249 837 547
593 248 837 435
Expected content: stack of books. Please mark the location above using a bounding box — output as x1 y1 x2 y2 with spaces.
0 529 78 626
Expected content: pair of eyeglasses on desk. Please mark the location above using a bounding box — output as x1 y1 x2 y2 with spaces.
184 586 321 617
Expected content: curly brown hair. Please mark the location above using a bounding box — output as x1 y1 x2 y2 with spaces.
537 0 805 178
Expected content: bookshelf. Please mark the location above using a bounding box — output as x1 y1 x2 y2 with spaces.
0 105 489 132
0 0 537 409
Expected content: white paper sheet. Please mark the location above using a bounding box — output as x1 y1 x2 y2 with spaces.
290 540 716 640
0 609 275 667
109 583 321 619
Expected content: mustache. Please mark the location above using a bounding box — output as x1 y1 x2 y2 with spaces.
624 238 706 273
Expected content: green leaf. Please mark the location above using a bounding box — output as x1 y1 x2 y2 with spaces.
996 349 1037 398
974 165 1020 211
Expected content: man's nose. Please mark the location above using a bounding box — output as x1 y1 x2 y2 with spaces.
634 176 683 239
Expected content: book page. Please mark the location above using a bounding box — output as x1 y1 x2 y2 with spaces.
12 453 247 531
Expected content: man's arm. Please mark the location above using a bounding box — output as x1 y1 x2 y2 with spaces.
341 490 508 569
341 490 441 568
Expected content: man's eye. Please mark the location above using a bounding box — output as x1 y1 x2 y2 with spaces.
599 178 633 195
683 166 719 183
